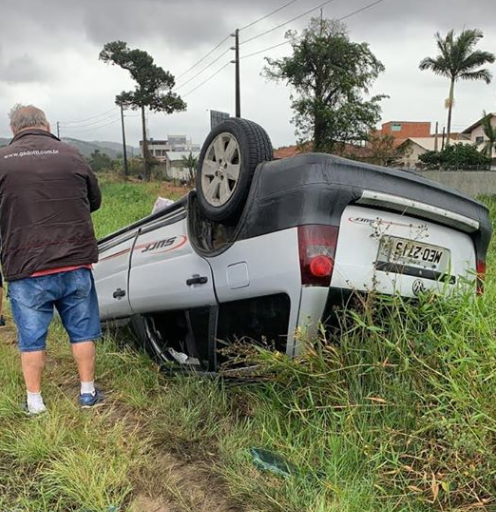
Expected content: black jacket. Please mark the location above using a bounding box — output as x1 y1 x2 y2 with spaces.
0 129 101 281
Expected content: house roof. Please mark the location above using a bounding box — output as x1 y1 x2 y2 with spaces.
399 137 472 151
274 145 305 158
273 143 374 159
383 121 431 125
462 113 496 134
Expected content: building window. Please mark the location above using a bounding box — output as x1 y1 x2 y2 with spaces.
476 136 484 144
391 123 402 132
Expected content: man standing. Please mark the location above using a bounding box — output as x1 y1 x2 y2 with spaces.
0 104 103 414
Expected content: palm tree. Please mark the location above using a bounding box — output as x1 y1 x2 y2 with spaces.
419 29 495 145
182 152 199 185
480 111 496 159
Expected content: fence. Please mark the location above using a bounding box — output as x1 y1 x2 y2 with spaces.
420 170 496 198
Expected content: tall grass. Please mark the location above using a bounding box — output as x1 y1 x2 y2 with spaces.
1 181 495 511
214 289 496 511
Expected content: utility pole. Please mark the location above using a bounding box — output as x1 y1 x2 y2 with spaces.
56 121 60 138
120 105 129 177
141 106 151 180
434 121 439 152
231 29 241 118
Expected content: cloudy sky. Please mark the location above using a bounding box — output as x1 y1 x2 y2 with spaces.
1 0 495 149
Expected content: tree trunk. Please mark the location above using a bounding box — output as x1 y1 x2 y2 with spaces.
312 70 327 152
445 78 455 147
313 116 326 152
141 105 151 181
313 93 326 152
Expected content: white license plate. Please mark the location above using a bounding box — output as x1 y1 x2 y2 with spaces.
378 236 450 272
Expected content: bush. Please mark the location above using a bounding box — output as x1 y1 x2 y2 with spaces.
87 149 119 173
420 143 491 170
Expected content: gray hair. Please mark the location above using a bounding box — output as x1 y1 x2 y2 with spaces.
9 104 49 134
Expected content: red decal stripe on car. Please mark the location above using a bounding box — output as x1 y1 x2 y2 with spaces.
100 248 131 262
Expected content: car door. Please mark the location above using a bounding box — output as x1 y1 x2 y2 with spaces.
128 212 217 314
94 230 137 321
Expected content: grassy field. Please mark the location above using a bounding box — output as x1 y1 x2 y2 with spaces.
1 180 496 511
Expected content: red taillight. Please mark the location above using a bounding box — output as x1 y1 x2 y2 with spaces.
477 259 486 295
310 255 333 277
298 225 339 286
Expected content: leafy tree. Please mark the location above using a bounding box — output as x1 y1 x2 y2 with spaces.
88 149 115 173
181 152 199 185
419 29 495 145
365 134 403 166
99 41 186 180
419 143 491 169
480 111 496 158
128 157 146 178
265 18 386 152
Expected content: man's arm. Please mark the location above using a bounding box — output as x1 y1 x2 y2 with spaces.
86 167 102 213
73 151 102 212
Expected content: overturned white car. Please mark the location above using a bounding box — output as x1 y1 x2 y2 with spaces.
94 118 492 370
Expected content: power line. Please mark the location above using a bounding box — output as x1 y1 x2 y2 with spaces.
60 113 121 130
241 0 392 59
174 0 301 86
176 0 303 99
60 114 120 130
175 47 231 91
175 34 231 81
240 0 339 46
242 40 292 60
240 0 301 32
60 107 117 125
338 0 389 21
182 61 231 98
62 117 121 134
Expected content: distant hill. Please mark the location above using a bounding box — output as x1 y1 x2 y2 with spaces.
0 136 138 159
63 138 138 159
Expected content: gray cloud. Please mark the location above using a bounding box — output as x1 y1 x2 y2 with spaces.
0 0 495 147
0 53 47 84
4 0 496 51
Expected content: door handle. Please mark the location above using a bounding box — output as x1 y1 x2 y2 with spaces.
113 288 126 299
186 275 208 286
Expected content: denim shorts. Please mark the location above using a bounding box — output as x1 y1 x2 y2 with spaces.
8 268 102 352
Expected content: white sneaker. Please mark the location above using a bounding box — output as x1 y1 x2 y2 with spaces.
22 403 48 416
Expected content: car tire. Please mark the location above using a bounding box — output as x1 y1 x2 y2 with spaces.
196 118 273 222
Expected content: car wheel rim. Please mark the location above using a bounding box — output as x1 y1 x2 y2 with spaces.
201 133 241 207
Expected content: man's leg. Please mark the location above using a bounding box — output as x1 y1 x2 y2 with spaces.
57 269 102 407
21 350 48 414
72 341 96 383
9 276 54 414
72 341 100 402
21 350 46 392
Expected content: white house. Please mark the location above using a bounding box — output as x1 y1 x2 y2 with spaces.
139 139 170 161
398 137 472 167
139 135 201 161
462 113 496 159
165 151 200 181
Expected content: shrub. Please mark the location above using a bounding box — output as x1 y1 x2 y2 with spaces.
420 143 491 169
